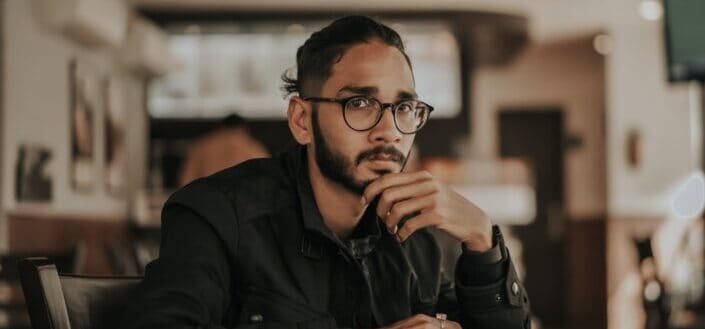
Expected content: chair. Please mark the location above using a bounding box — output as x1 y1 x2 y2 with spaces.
18 257 141 329
1 250 78 329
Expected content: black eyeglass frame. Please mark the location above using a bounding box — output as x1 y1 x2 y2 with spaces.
303 95 434 134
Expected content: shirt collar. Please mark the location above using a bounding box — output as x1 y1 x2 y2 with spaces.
345 209 382 259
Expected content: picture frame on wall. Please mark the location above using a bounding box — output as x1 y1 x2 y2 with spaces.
102 75 127 196
15 144 53 202
69 58 96 192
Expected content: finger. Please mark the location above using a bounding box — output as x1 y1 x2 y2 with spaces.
406 320 460 329
397 212 442 242
384 314 432 329
399 317 460 329
376 179 438 221
399 315 436 329
383 194 436 234
363 171 432 205
448 321 462 329
400 320 438 329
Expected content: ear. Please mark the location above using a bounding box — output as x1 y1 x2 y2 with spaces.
287 96 312 145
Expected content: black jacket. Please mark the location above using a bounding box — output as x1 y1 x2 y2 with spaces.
121 146 531 329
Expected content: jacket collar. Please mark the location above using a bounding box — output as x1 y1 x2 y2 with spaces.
285 145 382 258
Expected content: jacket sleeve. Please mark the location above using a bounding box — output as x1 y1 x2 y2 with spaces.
436 226 532 329
120 179 238 329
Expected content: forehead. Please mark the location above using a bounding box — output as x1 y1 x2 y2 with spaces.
321 40 415 98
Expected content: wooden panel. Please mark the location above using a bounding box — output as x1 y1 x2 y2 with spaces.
500 110 567 326
567 217 607 329
7 215 128 275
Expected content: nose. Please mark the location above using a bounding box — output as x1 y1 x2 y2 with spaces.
368 107 402 144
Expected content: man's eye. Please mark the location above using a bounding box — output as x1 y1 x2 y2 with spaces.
349 98 371 108
396 102 415 113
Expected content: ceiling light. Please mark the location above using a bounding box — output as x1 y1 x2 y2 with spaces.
639 0 664 21
593 34 613 55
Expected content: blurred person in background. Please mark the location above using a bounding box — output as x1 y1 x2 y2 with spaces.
178 113 269 186
122 15 530 329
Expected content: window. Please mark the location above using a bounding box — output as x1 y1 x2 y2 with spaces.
148 20 461 120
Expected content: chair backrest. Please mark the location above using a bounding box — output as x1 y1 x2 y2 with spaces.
18 257 142 329
1 251 77 328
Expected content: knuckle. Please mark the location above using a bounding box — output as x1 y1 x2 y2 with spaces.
405 220 418 231
429 213 444 226
380 175 392 186
387 188 399 201
432 180 442 191
432 216 444 226
380 191 392 205
398 225 408 237
428 196 438 208
367 180 380 191
389 205 401 219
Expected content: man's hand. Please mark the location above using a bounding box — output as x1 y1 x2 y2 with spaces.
363 171 492 252
383 314 461 329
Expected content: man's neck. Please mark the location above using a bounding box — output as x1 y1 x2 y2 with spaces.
306 152 367 240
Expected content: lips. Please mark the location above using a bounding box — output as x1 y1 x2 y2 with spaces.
367 160 399 173
368 153 401 162
356 146 406 166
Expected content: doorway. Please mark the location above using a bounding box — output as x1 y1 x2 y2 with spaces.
499 109 566 328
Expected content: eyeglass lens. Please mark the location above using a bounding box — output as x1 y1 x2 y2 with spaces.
343 97 430 133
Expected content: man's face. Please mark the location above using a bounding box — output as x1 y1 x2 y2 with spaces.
309 40 417 195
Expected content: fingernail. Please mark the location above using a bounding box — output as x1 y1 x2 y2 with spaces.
361 196 367 206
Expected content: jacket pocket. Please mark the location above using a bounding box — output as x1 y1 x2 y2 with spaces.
237 286 333 329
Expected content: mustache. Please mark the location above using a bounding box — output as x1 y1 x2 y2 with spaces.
355 145 406 166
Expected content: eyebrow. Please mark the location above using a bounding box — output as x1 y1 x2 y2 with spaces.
336 85 418 101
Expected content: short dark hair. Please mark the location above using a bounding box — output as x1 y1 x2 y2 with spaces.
220 113 247 128
281 15 412 98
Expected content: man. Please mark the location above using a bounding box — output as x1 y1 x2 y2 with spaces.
122 16 530 329
178 114 269 187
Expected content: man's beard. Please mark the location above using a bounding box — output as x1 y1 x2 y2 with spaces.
311 108 408 195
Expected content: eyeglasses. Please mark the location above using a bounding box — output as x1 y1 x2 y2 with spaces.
303 95 434 134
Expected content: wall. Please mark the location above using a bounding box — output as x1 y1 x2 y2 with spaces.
138 0 701 220
469 1 701 328
0 0 4 252
605 2 699 218
0 0 148 252
602 2 700 328
471 37 606 220
471 36 607 327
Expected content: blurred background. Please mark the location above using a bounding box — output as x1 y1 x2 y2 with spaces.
0 0 704 328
